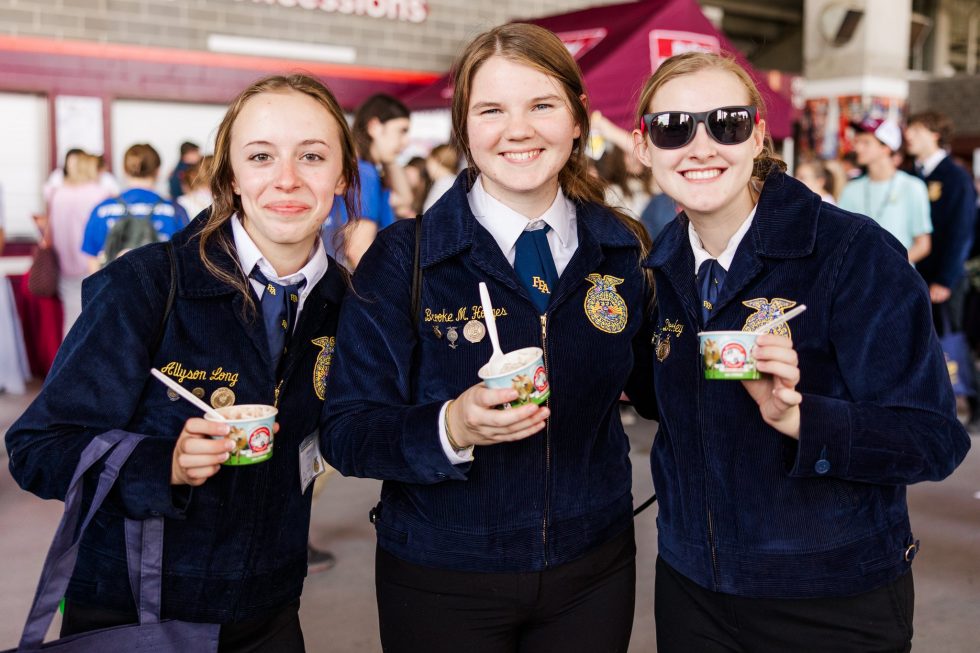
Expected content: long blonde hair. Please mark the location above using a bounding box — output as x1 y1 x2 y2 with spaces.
635 52 786 182
201 74 360 310
450 23 651 256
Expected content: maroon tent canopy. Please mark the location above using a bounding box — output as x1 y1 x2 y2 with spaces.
401 0 794 140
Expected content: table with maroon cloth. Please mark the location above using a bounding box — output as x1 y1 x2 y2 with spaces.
2 242 63 381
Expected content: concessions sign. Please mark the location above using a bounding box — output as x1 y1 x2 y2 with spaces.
238 0 429 24
555 28 608 60
649 30 720 71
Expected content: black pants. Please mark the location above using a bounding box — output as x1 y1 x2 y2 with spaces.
654 557 914 653
375 526 636 653
61 597 305 653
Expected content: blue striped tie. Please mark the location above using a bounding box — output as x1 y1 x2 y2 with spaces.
250 266 305 371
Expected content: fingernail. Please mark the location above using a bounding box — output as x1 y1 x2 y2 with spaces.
223 452 230 461
225 440 235 451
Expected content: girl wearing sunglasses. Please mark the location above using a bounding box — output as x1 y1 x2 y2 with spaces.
322 23 651 652
630 52 969 652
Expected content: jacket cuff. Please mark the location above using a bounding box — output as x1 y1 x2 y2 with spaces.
403 402 471 481
788 394 853 478
117 434 191 520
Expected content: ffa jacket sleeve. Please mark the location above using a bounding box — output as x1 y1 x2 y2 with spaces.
320 225 469 484
934 168 977 289
5 250 188 520
792 222 970 484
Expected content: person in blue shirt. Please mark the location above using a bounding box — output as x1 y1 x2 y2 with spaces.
630 51 970 653
322 23 652 653
81 143 190 272
7 74 359 652
324 93 413 268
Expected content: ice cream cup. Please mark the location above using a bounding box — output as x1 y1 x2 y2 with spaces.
205 404 277 465
477 346 550 408
698 331 760 380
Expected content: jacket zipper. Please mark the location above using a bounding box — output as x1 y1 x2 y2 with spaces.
540 313 551 568
706 508 720 587
697 360 720 589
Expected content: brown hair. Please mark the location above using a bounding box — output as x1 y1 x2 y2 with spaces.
796 158 836 198
65 152 100 185
595 145 633 199
123 143 161 179
184 155 213 192
428 143 459 173
449 22 651 256
352 93 410 163
635 52 786 182
203 74 360 310
907 110 954 149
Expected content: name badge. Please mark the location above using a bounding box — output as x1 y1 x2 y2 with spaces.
299 430 326 494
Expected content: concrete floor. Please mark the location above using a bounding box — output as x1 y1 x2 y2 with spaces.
1 383 978 651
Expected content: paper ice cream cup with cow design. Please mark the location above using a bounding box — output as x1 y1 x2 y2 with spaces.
698 331 760 380
478 346 550 408
205 404 277 465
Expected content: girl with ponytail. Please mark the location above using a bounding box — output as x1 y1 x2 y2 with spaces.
630 51 968 652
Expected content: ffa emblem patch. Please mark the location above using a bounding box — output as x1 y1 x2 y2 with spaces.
742 298 797 338
311 336 336 401
584 273 628 334
928 181 942 202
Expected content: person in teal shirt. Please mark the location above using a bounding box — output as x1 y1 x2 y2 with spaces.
839 118 932 262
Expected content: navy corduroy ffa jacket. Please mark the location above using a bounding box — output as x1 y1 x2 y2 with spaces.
6 217 346 622
640 172 970 598
321 173 648 572
915 155 977 289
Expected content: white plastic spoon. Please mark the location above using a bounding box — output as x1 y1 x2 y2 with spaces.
150 368 227 421
753 304 807 335
479 282 504 369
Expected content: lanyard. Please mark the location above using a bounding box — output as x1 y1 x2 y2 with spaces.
864 175 898 220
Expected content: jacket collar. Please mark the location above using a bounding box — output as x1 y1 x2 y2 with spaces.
421 169 640 269
644 172 822 325
172 213 346 306
419 170 640 309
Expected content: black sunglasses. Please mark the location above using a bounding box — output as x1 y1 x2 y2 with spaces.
641 106 758 149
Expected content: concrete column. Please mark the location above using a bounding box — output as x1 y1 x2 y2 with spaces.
800 0 911 160
926 0 953 76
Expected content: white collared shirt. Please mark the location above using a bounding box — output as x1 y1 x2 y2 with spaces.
689 206 757 274
467 176 578 276
919 150 947 178
231 214 328 330
439 176 580 464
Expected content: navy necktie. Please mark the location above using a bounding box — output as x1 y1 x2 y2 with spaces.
697 258 726 325
514 223 559 313
251 266 305 372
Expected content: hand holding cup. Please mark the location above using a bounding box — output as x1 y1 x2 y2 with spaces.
447 382 550 448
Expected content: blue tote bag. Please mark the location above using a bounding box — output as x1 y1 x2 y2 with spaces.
939 308 977 398
3 431 220 652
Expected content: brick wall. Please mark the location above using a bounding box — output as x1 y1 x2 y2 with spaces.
909 75 980 139
3 0 627 73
